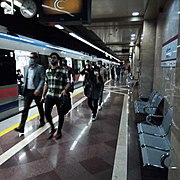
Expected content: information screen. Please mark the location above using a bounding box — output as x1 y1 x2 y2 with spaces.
38 0 91 25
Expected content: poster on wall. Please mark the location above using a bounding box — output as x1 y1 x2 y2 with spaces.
161 35 178 67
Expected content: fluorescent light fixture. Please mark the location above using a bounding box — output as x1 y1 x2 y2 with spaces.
131 37 135 40
69 32 120 62
131 34 136 37
132 12 139 16
55 24 64 30
69 32 105 53
6 0 22 7
130 42 134 46
1 2 12 9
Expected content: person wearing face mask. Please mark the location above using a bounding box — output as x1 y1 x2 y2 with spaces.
41 53 70 139
84 66 103 121
97 60 108 110
80 61 91 86
14 52 45 134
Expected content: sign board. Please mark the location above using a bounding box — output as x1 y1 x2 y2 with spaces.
161 35 178 67
38 0 91 25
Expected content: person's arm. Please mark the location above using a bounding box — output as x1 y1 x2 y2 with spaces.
41 85 48 102
104 68 108 82
60 69 71 96
34 66 45 96
41 70 48 102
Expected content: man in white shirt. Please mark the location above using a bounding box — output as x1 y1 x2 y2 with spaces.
15 52 45 134
97 60 108 110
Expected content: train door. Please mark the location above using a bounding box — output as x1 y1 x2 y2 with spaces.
0 49 18 121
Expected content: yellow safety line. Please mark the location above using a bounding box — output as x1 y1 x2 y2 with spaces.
0 89 84 137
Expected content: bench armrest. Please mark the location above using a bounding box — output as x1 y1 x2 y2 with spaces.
144 106 158 114
146 114 164 125
160 153 170 169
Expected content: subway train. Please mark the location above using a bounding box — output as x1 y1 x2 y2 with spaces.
0 29 113 121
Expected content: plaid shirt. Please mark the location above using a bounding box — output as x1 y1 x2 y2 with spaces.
45 66 70 98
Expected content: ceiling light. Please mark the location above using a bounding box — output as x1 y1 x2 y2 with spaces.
6 0 22 7
178 11 180 14
69 32 120 62
132 12 139 16
130 42 134 46
131 37 135 40
131 34 136 37
55 24 64 30
69 32 105 53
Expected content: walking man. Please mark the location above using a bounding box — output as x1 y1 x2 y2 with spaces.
41 53 70 140
15 52 45 134
97 60 108 110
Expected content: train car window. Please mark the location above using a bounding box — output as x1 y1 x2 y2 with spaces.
39 54 49 70
0 49 16 86
73 59 78 74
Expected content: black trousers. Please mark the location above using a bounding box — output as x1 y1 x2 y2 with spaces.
19 89 44 130
99 83 104 106
88 98 98 117
45 96 65 133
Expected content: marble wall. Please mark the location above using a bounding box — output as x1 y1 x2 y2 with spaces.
139 20 156 98
152 0 180 178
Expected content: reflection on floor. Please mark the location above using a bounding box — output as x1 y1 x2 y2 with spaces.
0 79 134 180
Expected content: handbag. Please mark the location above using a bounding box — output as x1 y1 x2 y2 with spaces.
67 82 74 93
59 94 72 115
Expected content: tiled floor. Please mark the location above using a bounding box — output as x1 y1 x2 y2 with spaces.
0 81 127 180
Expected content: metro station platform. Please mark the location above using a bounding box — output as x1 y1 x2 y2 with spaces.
0 79 139 180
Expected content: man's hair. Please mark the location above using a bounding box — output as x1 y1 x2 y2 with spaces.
30 52 38 59
98 60 102 64
61 59 67 65
50 52 60 59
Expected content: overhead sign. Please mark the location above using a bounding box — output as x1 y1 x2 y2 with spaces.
161 35 178 67
38 0 91 25
42 0 82 15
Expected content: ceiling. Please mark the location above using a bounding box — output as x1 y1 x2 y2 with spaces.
0 0 167 62
86 0 167 60
65 0 167 61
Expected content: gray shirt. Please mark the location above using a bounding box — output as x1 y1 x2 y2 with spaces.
27 67 35 89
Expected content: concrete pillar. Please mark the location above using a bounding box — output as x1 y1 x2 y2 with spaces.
139 20 156 97
133 45 140 79
168 17 180 179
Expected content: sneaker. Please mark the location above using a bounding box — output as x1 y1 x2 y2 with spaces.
55 131 62 140
92 117 96 121
38 122 45 128
14 127 24 133
48 129 56 139
92 113 97 121
98 105 102 110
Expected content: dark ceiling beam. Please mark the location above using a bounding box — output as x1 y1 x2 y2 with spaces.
87 24 142 29
91 16 144 23
106 42 130 46
113 50 122 53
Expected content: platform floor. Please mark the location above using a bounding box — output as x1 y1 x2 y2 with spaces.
0 79 139 180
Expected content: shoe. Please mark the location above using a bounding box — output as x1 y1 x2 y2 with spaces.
92 117 96 121
48 129 56 139
14 127 24 133
38 122 45 128
98 105 102 110
55 132 62 140
92 113 97 121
